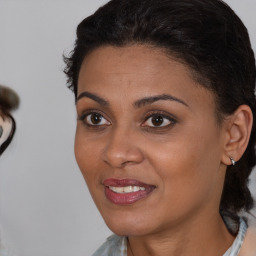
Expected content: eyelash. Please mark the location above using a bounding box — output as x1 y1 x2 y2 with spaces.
141 111 177 129
78 110 111 128
78 110 177 130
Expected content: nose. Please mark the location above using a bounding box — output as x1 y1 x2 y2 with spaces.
101 127 144 168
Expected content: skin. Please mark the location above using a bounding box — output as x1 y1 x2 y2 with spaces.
75 45 236 256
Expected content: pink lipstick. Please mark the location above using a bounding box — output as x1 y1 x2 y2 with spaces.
103 178 155 205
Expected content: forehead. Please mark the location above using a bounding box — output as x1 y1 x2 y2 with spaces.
79 45 195 87
77 45 215 111
81 44 173 72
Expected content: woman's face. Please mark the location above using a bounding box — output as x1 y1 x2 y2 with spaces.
75 45 227 236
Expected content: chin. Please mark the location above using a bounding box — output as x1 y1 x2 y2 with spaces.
102 212 155 237
107 223 152 237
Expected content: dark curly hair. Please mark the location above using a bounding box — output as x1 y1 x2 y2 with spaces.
64 0 256 214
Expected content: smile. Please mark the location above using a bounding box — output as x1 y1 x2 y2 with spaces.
109 186 146 193
103 179 155 205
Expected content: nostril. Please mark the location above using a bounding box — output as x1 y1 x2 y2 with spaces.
101 143 144 168
102 154 134 168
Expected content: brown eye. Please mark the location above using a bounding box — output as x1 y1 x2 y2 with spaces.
151 115 164 126
85 113 110 126
142 113 175 128
90 113 102 124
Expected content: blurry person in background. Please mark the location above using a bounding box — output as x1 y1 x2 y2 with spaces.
0 85 18 155
0 85 19 256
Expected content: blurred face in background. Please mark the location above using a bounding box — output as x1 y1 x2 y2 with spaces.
0 114 12 146
0 86 18 155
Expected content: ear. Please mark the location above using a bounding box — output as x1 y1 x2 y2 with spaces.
221 105 253 166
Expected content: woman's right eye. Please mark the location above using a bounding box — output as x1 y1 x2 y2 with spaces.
80 112 111 126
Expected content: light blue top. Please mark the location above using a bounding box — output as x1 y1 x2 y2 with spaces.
92 217 248 256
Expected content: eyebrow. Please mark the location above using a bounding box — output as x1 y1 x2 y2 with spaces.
76 91 109 106
134 94 189 108
76 91 188 108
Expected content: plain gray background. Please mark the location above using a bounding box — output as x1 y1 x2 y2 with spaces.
0 0 255 255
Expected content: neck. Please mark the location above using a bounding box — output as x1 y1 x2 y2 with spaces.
127 211 235 256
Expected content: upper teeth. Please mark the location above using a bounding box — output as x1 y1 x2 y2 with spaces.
109 186 146 193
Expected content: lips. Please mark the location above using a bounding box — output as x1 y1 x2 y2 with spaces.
103 178 156 205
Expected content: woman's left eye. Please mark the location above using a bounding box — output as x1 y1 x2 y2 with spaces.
142 114 175 127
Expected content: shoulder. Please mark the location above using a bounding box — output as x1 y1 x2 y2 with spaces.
92 235 127 256
239 225 256 256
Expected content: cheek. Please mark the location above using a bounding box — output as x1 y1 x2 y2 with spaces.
74 129 107 210
149 124 222 210
74 128 101 182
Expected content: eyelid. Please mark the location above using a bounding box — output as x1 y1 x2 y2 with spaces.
141 110 177 127
77 109 106 119
77 109 111 126
77 109 177 129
